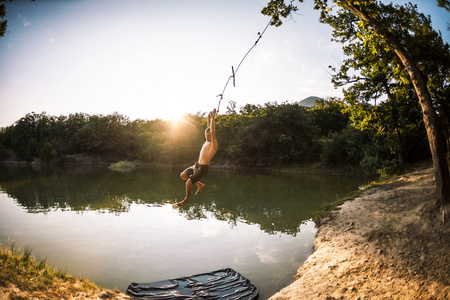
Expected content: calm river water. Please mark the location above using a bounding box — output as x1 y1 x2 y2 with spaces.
0 164 364 299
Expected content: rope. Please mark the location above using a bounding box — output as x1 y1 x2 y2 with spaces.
217 17 273 113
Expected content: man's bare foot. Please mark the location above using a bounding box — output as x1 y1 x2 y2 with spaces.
195 183 205 195
176 198 189 207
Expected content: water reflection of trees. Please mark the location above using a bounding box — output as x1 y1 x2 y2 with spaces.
179 171 357 236
0 164 178 214
0 165 362 235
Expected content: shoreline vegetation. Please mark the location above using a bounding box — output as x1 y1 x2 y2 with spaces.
0 104 431 179
2 160 448 299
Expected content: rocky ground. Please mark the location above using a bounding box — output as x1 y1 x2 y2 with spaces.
270 162 450 299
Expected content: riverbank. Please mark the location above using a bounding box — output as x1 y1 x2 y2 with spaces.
270 161 450 299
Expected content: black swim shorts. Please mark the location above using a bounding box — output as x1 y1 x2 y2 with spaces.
183 161 209 184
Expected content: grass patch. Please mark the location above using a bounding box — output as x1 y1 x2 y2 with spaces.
0 243 101 298
109 161 136 172
1 243 68 291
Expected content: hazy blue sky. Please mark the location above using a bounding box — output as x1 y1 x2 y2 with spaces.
0 0 448 127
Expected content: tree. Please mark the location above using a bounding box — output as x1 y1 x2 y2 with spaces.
310 97 349 137
0 0 35 38
0 0 10 38
262 0 450 208
437 0 450 11
327 3 445 168
231 102 320 166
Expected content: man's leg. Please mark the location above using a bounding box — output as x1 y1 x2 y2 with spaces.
180 171 189 181
195 181 205 195
177 164 206 206
176 179 193 207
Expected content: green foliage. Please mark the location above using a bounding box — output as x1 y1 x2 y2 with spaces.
0 102 326 167
322 126 368 167
1 1 36 38
0 1 9 38
437 0 450 11
217 101 321 166
0 95 431 175
0 129 10 160
311 97 349 136
261 1 449 184
0 105 400 173
261 0 301 26
323 1 446 169
0 111 205 165
262 0 446 173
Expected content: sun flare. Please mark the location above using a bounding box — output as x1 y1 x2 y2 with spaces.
169 113 187 129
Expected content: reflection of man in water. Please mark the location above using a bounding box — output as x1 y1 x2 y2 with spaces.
177 109 218 207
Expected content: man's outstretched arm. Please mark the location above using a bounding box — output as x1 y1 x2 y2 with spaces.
210 109 217 142
207 112 211 130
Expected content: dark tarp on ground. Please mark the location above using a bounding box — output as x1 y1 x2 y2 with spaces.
126 268 259 300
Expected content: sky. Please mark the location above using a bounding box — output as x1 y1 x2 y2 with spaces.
0 0 449 127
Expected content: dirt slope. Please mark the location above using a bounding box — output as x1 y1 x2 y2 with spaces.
270 163 450 300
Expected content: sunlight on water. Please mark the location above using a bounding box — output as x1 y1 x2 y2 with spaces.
0 165 365 299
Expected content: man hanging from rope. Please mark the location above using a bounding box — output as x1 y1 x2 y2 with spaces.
176 109 218 207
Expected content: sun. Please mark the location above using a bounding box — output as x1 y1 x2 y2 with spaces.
169 112 187 129
168 112 191 139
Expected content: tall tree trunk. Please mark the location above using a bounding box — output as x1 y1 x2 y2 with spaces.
344 4 450 206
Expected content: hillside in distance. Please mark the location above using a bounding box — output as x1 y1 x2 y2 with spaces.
298 96 321 107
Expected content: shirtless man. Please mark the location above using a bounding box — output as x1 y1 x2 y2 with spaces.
176 109 218 207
